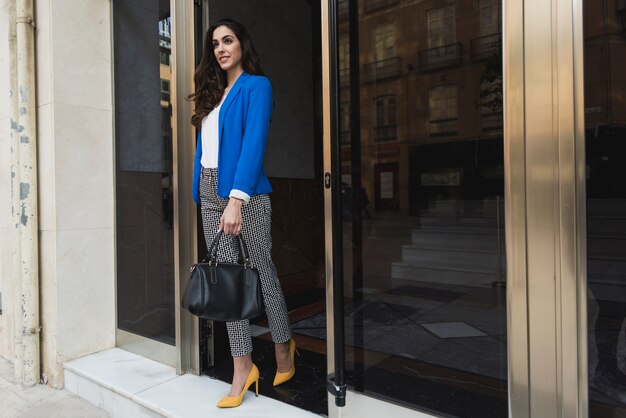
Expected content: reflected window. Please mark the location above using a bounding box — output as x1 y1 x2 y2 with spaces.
339 38 350 71
159 50 171 66
427 5 455 48
340 101 351 144
429 85 458 136
480 0 501 36
374 95 397 142
160 79 170 103
373 23 396 64
339 37 350 83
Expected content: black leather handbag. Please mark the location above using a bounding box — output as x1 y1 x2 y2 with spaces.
181 230 265 321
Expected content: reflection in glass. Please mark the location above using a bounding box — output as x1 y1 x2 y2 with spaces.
585 0 626 414
338 1 506 416
113 1 175 345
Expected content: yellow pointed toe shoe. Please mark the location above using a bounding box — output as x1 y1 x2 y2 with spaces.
216 363 260 408
273 339 299 387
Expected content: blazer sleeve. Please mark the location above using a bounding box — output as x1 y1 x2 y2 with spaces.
192 131 202 205
231 77 273 196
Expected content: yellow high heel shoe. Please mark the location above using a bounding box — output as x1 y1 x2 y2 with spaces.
216 363 259 408
273 339 299 386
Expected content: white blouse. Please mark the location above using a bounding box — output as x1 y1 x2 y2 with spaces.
200 94 250 203
200 100 223 169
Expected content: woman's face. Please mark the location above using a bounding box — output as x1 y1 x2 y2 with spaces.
212 25 243 73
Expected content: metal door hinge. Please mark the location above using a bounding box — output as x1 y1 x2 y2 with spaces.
327 375 346 407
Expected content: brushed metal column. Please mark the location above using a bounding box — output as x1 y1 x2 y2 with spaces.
172 0 200 375
504 0 530 415
521 0 587 416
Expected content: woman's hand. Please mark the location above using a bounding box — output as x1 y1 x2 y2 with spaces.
220 198 243 235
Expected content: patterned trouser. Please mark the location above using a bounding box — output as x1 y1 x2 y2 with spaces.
199 167 292 356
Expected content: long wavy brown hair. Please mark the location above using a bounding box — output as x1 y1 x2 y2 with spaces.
188 19 265 129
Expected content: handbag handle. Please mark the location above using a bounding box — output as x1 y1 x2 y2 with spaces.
205 230 253 268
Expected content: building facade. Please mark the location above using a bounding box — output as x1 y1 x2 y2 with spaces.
0 0 625 417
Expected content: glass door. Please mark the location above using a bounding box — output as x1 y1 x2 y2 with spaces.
112 0 177 365
584 0 626 414
325 0 508 416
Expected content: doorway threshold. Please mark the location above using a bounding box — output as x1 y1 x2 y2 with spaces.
64 348 322 418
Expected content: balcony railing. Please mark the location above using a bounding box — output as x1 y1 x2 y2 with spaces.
481 112 503 131
364 0 399 12
374 124 397 142
419 43 463 71
363 57 402 83
429 118 458 137
471 33 502 61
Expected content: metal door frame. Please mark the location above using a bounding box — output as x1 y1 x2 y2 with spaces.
321 0 589 417
172 0 201 375
112 0 200 374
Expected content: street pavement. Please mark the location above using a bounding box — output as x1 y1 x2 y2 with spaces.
0 357 110 418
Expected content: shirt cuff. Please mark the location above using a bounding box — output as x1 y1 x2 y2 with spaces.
229 189 251 204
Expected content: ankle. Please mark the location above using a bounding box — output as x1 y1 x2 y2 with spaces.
233 356 253 374
275 341 290 354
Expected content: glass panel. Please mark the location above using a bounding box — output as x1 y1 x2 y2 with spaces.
339 1 506 415
113 0 175 345
584 0 626 414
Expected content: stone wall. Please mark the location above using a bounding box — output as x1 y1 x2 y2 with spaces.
0 0 116 388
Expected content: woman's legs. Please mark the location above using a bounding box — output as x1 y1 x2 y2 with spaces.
200 168 293 396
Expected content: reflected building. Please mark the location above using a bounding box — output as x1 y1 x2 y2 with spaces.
338 0 502 214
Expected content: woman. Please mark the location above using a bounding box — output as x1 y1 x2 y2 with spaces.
189 19 297 408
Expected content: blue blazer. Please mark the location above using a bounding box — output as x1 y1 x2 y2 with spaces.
192 72 273 204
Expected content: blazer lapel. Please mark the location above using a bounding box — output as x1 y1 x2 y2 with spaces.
218 72 248 144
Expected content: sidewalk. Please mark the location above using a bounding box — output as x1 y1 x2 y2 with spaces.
0 357 110 418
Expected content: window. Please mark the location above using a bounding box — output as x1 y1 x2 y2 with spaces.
339 38 350 72
429 86 458 136
340 102 351 144
429 86 457 120
374 95 397 141
373 24 396 64
427 5 456 48
480 0 501 36
338 0 348 17
160 79 170 103
158 17 171 38
159 50 171 66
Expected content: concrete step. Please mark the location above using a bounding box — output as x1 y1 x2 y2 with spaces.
64 348 319 418
423 199 504 217
588 235 626 258
391 261 500 287
400 246 506 273
587 218 626 235
419 216 501 228
588 257 626 277
587 199 626 217
411 230 505 252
